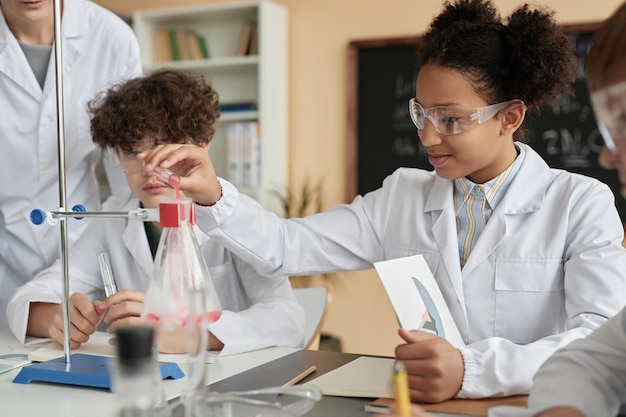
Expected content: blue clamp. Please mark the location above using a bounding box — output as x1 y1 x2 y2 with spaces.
72 204 86 220
30 209 46 225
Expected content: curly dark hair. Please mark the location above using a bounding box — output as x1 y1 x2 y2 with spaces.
420 0 577 139
88 69 220 152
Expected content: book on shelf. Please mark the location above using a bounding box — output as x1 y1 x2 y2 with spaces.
236 19 257 56
168 29 182 61
243 121 261 188
180 30 209 60
151 28 171 63
227 122 244 186
248 23 259 55
184 31 202 60
197 34 210 59
175 30 197 61
226 121 261 188
220 102 258 113
151 28 209 63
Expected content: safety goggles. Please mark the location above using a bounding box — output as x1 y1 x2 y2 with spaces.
408 98 525 135
107 148 144 173
107 139 168 173
591 81 626 153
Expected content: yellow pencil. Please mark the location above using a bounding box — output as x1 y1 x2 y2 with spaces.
393 360 411 417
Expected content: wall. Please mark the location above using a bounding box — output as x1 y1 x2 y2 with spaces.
96 0 624 356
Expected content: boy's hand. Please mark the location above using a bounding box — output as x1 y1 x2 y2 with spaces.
48 293 103 349
153 327 224 353
139 143 222 206
395 329 465 403
99 289 225 353
101 289 146 336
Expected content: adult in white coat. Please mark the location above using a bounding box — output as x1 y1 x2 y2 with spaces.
140 0 626 403
0 0 141 332
7 69 305 355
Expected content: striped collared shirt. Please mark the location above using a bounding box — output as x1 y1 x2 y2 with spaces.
454 145 526 267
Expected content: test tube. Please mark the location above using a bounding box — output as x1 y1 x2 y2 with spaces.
97 251 118 298
150 166 181 188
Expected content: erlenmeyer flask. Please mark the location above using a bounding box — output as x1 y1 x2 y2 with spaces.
141 198 222 395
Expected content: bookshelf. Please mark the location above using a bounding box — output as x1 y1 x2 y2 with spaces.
133 0 288 213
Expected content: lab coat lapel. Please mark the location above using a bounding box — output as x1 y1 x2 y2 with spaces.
123 219 154 285
461 143 550 277
0 15 42 101
461 207 506 277
41 1 82 105
0 0 84 103
425 177 468 334
41 41 80 104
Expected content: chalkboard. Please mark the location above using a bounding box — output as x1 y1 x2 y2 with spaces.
347 23 626 222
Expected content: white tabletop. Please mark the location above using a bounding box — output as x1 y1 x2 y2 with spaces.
0 331 298 417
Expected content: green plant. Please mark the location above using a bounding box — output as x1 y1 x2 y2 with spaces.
270 176 324 218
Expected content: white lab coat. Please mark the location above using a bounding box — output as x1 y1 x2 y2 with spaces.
196 142 626 397
489 306 626 417
0 0 142 331
7 195 305 356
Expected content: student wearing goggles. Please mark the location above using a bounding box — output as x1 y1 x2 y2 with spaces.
142 0 626 407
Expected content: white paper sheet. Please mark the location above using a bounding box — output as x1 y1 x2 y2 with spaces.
375 254 465 347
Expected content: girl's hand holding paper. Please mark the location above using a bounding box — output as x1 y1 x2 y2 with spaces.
395 328 464 403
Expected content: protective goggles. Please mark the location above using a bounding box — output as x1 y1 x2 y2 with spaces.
408 98 525 135
107 139 169 173
591 81 626 153
107 148 145 173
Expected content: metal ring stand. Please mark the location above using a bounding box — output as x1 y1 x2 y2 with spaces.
52 0 72 364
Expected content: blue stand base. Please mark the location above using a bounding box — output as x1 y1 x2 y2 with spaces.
12 354 184 389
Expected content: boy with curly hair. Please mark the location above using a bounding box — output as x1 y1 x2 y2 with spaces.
7 69 305 356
